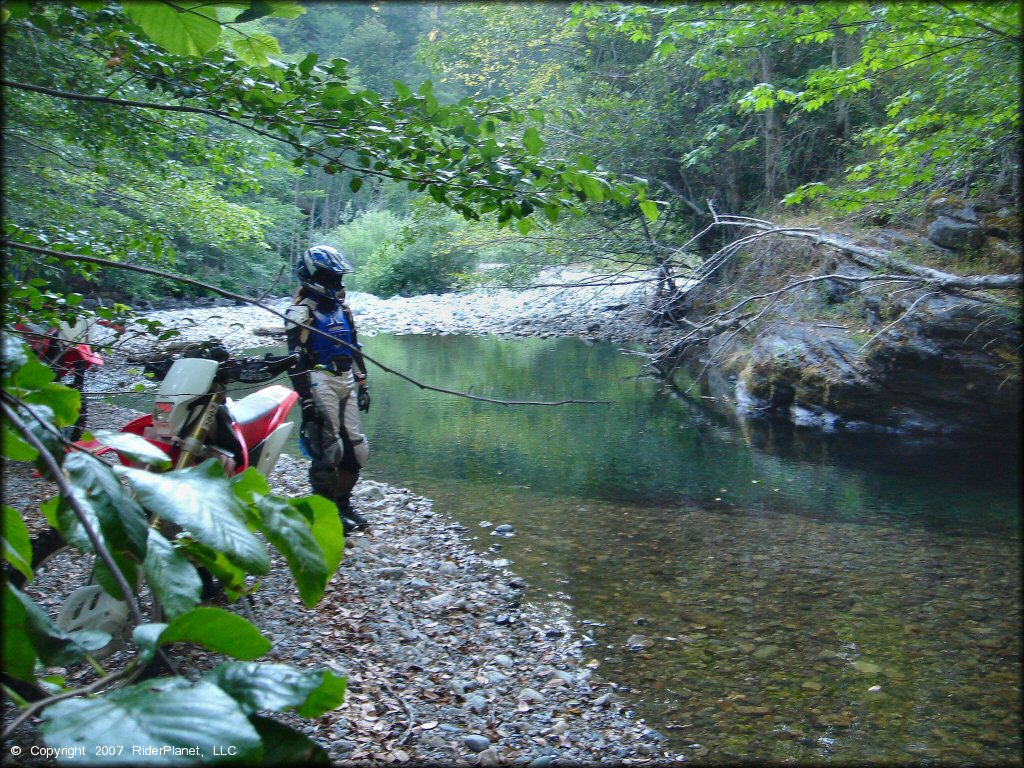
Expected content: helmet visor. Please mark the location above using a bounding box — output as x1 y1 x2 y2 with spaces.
313 269 343 290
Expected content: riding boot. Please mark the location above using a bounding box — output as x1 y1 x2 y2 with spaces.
335 468 368 531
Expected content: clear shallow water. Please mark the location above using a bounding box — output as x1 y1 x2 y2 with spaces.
215 335 1019 762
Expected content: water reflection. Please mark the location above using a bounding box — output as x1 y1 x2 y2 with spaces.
236 334 1020 763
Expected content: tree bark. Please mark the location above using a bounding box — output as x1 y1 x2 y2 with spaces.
759 49 781 204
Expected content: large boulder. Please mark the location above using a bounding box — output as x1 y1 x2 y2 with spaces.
927 215 986 251
712 291 1020 436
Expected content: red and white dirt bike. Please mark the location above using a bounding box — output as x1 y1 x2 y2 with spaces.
16 343 299 649
77 342 298 475
18 318 105 440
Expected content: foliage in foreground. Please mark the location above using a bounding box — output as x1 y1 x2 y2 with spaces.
1 335 347 763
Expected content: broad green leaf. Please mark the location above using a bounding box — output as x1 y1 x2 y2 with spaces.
294 668 347 718
122 1 222 56
132 622 168 666
40 495 60 528
297 52 318 74
2 583 37 681
205 662 346 717
639 200 660 222
254 496 328 607
92 430 172 469
144 529 202 620
1 422 37 461
2 506 33 581
8 585 111 667
250 715 331 766
160 606 270 660
290 495 344 575
230 32 281 67
118 460 269 575
523 126 544 156
578 174 606 202
230 466 271 505
267 1 305 19
91 550 140 602
182 542 249 600
28 384 80 430
64 451 148 560
40 678 262 763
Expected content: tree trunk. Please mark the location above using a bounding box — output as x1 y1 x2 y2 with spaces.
759 49 781 204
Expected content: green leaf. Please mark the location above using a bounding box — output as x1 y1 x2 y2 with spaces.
92 429 172 469
393 81 412 100
182 542 249 600
290 495 344 575
2 422 37 461
205 662 346 717
144 529 202 620
639 200 660 222
254 496 328 607
230 32 281 67
132 622 168 666
160 606 270 660
297 52 318 74
578 174 606 202
523 126 544 156
229 466 271 506
118 460 269 575
349 176 364 193
250 715 332 766
8 585 111 667
63 451 148 561
40 678 262 763
2 584 37 681
122 1 222 56
267 1 305 19
2 506 33 582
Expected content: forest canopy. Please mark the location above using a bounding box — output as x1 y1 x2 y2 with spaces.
2 1 1020 306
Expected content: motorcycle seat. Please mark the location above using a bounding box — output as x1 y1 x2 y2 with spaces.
228 384 297 449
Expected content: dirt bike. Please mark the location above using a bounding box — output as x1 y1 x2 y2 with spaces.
12 343 299 656
16 317 105 440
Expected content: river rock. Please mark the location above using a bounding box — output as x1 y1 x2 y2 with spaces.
464 734 492 753
927 215 986 251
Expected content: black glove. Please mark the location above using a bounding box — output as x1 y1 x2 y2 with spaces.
357 385 371 413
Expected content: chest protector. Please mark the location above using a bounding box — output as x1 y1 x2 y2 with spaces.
305 303 355 367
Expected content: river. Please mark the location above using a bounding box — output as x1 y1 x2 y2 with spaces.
266 333 1019 763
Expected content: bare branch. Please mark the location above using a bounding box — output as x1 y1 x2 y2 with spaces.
4 241 612 407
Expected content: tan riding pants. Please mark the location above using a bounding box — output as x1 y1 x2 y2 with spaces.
309 369 369 468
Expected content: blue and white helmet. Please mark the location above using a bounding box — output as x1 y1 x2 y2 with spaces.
297 245 353 300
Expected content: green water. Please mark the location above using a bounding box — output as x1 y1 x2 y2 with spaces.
249 334 1021 762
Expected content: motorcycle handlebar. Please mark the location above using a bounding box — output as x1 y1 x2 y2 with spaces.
144 349 298 384
223 353 299 384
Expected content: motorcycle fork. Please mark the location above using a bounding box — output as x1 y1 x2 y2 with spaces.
173 390 226 470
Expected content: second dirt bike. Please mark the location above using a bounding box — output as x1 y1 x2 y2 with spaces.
18 317 105 440
18 343 299 650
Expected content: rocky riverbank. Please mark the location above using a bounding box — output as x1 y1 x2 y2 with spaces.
5 271 684 766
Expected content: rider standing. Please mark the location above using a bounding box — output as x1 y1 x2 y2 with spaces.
285 245 371 534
